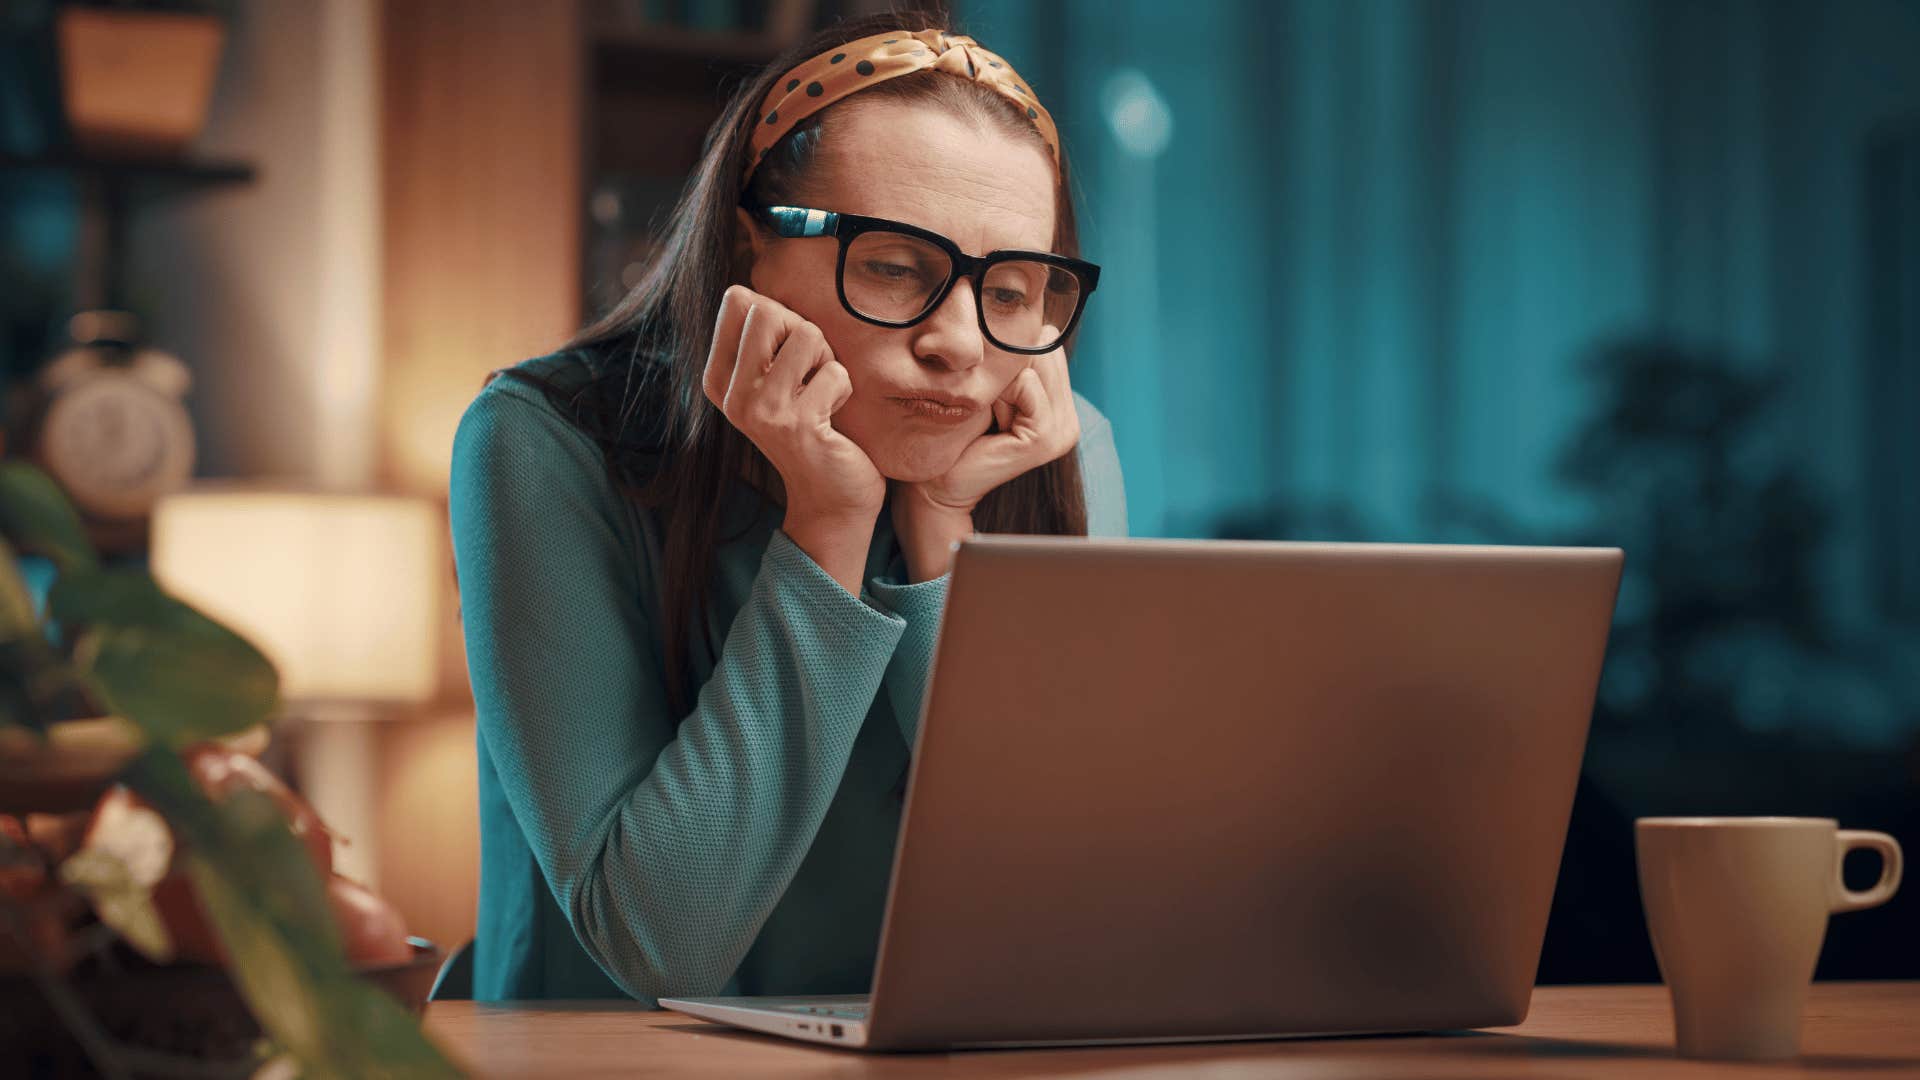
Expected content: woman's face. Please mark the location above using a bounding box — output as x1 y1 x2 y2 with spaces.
735 99 1058 483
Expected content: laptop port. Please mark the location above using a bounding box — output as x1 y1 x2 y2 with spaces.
831 1024 844 1038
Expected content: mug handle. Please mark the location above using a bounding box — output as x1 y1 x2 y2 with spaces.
1831 830 1903 914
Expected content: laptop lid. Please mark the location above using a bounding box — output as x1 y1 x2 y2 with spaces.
863 536 1624 1050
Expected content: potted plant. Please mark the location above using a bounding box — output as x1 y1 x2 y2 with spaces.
0 460 460 1077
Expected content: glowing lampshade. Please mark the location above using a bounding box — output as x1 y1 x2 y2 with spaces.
150 487 442 705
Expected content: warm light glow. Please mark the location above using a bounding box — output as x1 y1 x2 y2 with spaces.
150 486 443 704
374 710 481 949
387 360 475 496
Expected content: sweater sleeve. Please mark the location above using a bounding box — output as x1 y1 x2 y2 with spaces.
448 382 907 1005
867 392 1128 748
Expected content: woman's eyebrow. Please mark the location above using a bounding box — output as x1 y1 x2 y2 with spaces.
862 209 1048 255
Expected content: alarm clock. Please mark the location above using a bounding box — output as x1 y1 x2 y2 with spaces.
19 311 196 552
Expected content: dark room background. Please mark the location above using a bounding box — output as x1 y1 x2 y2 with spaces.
3 0 1916 984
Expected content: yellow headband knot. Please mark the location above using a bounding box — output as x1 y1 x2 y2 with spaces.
745 28 1059 189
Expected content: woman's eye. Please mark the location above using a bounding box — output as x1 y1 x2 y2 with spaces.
987 287 1028 308
865 260 920 281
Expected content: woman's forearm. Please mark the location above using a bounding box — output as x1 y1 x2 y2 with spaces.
783 507 879 594
528 529 907 1002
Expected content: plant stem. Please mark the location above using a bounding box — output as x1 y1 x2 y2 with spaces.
24 956 134 1080
7 905 262 1079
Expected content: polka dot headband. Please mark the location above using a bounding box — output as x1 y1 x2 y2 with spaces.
744 28 1060 189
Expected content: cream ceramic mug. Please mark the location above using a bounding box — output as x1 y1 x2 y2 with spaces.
1634 817 1903 1061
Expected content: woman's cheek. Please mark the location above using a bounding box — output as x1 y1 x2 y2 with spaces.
829 395 888 452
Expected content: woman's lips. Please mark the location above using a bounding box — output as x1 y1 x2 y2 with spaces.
891 397 978 422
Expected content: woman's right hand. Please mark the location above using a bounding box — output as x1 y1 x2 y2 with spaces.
705 286 885 591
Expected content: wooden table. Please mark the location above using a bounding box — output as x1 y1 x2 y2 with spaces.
424 981 1919 1077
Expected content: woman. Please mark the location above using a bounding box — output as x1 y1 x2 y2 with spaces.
448 12 1127 1005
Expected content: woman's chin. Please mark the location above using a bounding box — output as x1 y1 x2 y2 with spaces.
869 435 968 484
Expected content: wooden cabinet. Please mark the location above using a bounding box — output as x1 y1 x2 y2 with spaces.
579 0 911 319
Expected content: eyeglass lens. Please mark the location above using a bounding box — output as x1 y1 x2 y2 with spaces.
843 230 1081 349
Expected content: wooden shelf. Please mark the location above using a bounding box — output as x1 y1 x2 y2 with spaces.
590 20 789 66
579 0 856 318
588 23 782 104
0 151 255 187
587 0 819 66
1 151 258 312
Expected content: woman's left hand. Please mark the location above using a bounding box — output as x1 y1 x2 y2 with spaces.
891 330 1080 581
910 332 1081 515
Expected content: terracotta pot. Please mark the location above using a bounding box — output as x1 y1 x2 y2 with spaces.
0 716 144 814
0 937 443 1071
56 7 226 155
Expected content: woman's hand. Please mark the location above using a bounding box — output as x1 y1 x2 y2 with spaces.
892 331 1081 581
705 285 885 592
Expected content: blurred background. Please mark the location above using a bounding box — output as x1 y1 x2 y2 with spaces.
1 0 1915 984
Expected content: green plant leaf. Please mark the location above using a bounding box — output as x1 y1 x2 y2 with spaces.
0 533 94 730
48 566 189 627
0 648 40 729
0 461 98 577
127 749 462 1079
54 570 279 748
0 536 41 643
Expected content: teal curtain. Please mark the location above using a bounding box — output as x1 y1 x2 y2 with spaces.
959 0 1920 613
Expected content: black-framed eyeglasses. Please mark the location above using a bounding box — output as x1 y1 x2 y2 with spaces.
739 197 1101 355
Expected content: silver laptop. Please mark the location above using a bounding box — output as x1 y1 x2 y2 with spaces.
662 535 1624 1051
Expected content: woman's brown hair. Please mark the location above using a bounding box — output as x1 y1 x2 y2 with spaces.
487 5 1090 719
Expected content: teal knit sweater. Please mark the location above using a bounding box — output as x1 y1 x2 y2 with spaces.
448 350 1128 1003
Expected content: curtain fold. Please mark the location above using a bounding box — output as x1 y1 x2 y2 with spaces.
959 1 1920 597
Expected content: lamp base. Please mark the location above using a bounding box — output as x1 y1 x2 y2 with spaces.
283 703 382 889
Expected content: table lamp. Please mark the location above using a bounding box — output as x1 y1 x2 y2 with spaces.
150 485 444 887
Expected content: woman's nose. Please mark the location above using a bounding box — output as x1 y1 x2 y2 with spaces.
912 278 985 372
